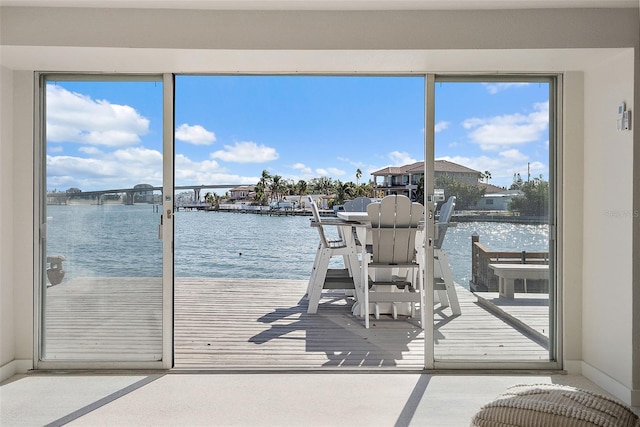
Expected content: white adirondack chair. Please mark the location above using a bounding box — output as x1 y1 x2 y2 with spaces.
364 195 424 325
433 196 461 315
306 196 361 314
349 197 372 212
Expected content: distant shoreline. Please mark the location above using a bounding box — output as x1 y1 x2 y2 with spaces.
47 203 548 224
210 206 547 223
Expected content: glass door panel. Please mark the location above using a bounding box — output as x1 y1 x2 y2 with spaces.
432 78 555 364
41 77 165 362
172 75 426 369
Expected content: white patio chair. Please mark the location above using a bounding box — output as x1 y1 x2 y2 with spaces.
349 197 372 212
342 200 354 212
432 196 461 315
306 196 361 314
364 195 424 326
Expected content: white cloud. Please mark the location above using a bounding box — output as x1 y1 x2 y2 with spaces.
435 121 450 133
210 141 279 163
46 148 259 191
112 146 163 166
46 147 163 190
499 149 528 161
483 82 530 94
438 148 547 188
291 163 313 175
46 84 149 147
175 123 216 145
388 151 417 166
462 102 549 151
323 167 346 177
314 167 345 177
78 146 103 155
175 154 256 185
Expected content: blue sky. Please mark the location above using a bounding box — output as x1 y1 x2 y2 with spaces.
46 76 549 192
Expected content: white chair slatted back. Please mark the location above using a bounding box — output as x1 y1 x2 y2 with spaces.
308 196 329 248
367 195 424 265
352 197 372 212
434 196 456 250
343 197 372 212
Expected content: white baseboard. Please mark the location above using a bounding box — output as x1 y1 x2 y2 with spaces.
563 359 582 374
0 359 32 382
581 361 635 406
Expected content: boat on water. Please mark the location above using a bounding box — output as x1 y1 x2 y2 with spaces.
269 201 293 210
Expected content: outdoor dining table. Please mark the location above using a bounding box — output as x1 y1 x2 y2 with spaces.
336 211 371 246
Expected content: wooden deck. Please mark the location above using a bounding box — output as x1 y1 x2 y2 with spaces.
475 291 550 347
44 278 549 368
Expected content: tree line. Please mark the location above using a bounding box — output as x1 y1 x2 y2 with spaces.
204 167 549 216
252 169 377 206
416 172 549 216
204 168 379 208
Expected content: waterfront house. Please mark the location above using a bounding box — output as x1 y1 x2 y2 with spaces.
1 0 638 418
473 189 524 211
373 160 516 209
228 185 257 202
372 160 483 199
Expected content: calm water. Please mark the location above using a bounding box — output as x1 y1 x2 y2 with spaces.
46 204 549 289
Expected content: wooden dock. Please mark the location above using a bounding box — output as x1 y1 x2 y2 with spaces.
43 278 549 368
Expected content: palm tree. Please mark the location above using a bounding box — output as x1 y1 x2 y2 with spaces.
335 180 346 204
271 175 283 201
297 179 308 195
335 181 356 204
484 170 492 183
259 169 271 190
205 192 221 209
254 183 266 205
309 176 333 195
355 168 362 185
256 169 272 204
285 179 296 196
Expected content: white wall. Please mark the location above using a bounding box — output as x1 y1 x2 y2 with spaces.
0 4 638 404
581 50 635 402
1 71 35 380
0 66 16 375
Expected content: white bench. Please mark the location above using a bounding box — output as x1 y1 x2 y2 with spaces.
488 263 549 299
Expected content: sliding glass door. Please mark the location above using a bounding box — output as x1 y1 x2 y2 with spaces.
37 75 173 367
428 76 559 367
35 72 559 370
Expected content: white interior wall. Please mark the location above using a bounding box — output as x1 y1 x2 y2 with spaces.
0 4 638 405
581 50 636 403
0 66 16 376
8 72 35 378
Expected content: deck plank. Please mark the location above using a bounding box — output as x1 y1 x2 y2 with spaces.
43 277 549 367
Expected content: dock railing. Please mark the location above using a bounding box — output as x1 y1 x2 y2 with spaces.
470 234 549 292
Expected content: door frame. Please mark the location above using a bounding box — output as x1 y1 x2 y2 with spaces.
423 73 562 370
33 71 561 371
33 73 175 370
